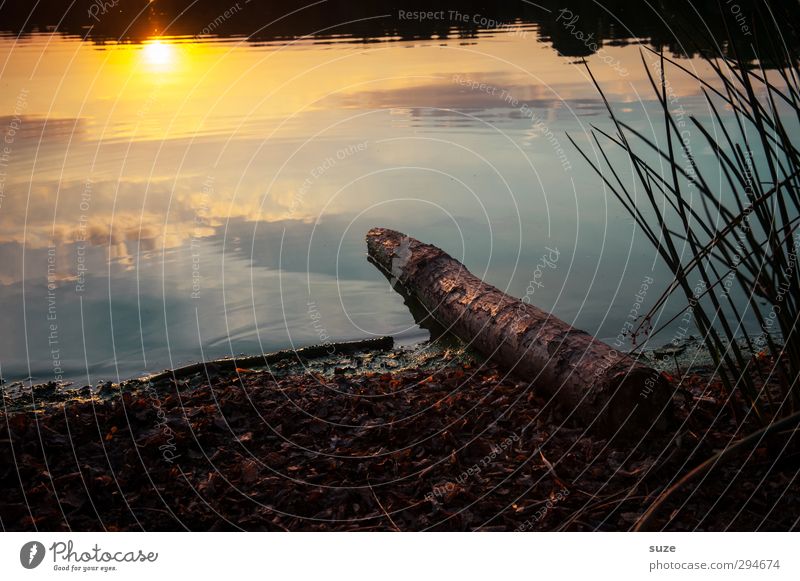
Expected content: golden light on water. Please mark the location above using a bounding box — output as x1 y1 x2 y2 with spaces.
0 32 718 267
141 39 176 68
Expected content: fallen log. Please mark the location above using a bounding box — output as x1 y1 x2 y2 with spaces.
367 227 671 435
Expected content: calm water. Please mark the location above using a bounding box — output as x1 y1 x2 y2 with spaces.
0 11 778 384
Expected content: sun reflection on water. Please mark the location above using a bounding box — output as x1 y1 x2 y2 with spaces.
141 39 176 68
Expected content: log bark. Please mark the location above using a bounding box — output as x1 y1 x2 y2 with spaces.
367 227 671 435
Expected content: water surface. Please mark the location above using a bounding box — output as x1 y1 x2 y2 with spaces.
0 3 785 383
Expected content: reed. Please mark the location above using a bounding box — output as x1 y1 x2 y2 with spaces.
569 32 800 425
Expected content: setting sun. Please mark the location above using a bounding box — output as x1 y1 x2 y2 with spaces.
142 39 175 67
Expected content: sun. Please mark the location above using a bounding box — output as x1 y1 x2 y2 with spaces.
142 40 175 68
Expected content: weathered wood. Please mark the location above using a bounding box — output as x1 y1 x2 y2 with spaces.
367 227 671 435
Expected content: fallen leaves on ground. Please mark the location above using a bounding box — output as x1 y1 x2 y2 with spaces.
0 354 797 531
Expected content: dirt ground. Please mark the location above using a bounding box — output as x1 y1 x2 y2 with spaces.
1 343 798 531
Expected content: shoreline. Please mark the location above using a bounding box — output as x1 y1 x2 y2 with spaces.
1 334 794 531
0 333 768 410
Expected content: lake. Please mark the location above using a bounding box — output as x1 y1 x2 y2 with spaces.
0 0 792 384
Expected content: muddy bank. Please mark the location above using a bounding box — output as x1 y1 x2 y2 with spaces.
1 337 796 531
0 336 423 413
0 335 755 413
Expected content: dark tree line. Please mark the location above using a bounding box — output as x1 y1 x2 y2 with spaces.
0 0 796 66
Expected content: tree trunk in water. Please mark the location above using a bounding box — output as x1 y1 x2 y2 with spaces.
366 227 671 436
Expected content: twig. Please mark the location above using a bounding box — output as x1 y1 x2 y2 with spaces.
539 448 567 488
367 481 401 532
634 410 800 531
